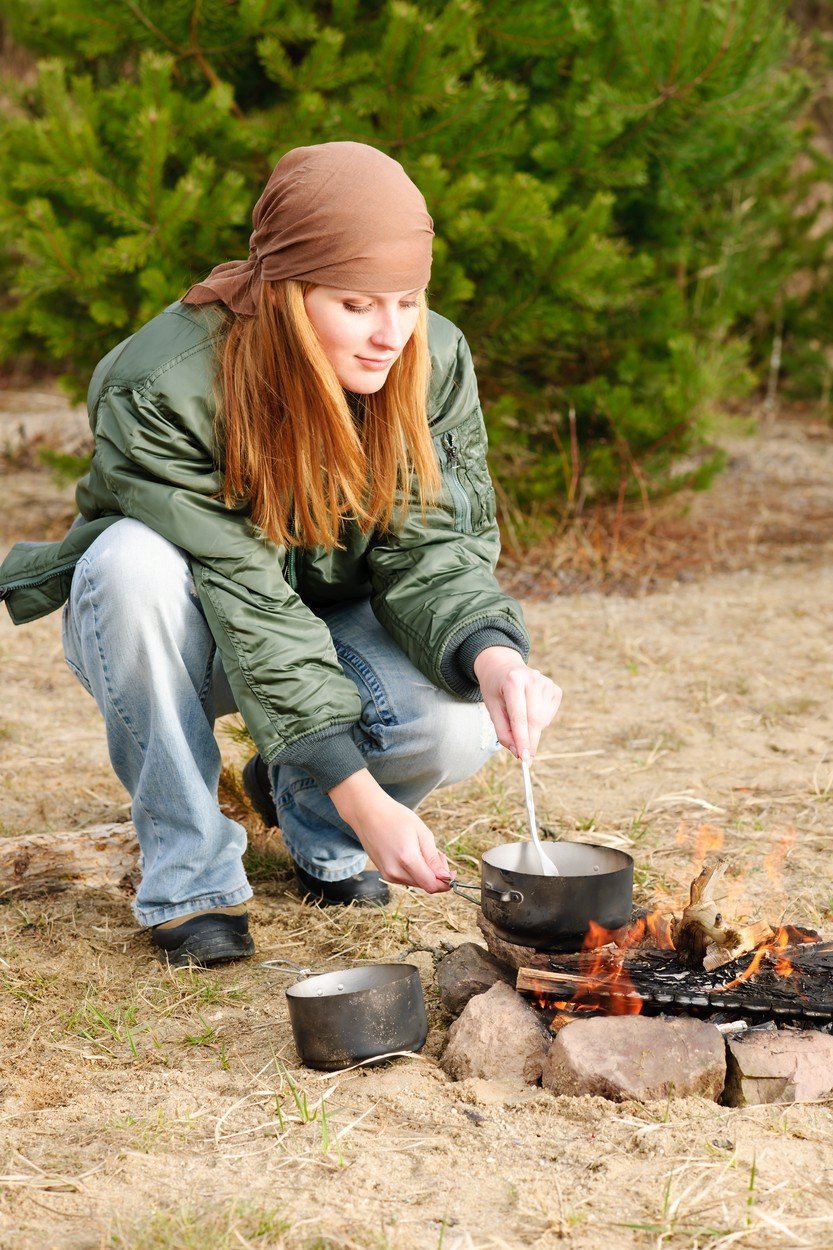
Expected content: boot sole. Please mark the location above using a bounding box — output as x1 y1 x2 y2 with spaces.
154 927 256 969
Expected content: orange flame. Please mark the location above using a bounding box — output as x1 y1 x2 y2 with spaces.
549 921 644 1016
721 925 819 990
583 913 675 953
764 827 797 893
692 824 724 871
549 912 675 1017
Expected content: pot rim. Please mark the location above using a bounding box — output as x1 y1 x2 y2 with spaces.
285 961 419 1002
482 839 634 880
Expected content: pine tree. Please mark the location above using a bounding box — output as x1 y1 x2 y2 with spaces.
0 0 812 516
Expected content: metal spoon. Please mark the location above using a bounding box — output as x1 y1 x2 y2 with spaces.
521 755 558 876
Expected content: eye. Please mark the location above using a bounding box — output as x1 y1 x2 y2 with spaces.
400 301 419 309
344 302 372 314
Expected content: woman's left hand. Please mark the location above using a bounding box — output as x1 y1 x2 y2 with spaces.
473 647 562 762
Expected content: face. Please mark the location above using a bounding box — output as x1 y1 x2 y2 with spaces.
303 285 423 393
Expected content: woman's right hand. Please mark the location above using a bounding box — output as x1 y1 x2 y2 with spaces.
329 769 453 893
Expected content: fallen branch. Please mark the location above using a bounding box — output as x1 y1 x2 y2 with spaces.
0 822 139 896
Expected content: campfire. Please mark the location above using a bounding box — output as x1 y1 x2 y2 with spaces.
513 859 829 1030
438 842 833 1107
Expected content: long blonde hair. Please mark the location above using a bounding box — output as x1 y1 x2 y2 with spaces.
215 279 439 550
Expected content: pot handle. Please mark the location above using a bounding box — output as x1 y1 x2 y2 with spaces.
484 883 524 904
452 882 524 906
451 881 482 906
260 958 313 978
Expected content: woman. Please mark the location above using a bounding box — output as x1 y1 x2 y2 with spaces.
0 142 561 967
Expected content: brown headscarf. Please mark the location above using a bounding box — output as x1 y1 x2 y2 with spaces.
182 141 434 316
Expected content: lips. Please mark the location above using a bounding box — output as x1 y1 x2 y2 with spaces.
355 356 395 369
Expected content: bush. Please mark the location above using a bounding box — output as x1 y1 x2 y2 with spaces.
0 0 813 521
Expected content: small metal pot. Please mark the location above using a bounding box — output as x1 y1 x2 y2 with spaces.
455 839 634 951
285 963 428 1071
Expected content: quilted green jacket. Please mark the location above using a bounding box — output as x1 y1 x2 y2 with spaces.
0 301 529 790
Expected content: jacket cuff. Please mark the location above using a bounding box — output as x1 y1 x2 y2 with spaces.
439 617 531 701
271 726 366 793
457 628 527 683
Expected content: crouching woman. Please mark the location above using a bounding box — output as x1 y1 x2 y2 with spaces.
0 142 561 966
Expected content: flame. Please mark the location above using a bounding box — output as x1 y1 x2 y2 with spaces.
692 824 725 870
764 827 797 893
644 911 676 950
549 921 643 1016
583 913 675 953
721 925 819 990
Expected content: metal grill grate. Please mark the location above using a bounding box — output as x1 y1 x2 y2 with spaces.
517 941 833 1022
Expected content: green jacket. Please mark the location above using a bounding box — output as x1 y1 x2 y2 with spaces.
0 301 529 790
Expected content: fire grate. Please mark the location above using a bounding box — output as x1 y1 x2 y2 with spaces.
516 940 833 1023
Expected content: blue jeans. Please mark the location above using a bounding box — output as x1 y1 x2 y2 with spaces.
61 518 500 926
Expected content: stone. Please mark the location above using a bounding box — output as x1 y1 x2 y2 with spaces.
542 1015 726 1102
436 942 513 1016
723 1028 833 1106
441 982 550 1084
476 909 539 971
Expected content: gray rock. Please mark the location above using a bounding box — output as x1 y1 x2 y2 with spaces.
441 982 550 1084
724 1029 833 1106
542 1015 726 1102
436 942 513 1016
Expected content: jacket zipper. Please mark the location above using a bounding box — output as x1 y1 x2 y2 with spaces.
0 561 79 599
285 546 297 590
441 431 473 532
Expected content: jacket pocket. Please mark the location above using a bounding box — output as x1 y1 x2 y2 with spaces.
434 409 497 534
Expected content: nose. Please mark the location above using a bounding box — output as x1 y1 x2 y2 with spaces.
370 307 407 353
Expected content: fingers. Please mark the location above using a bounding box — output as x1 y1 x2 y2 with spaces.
500 670 563 760
378 823 454 894
502 669 531 759
526 676 563 755
401 856 445 893
417 825 454 893
483 695 515 755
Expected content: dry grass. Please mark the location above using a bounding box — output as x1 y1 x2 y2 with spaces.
499 407 833 601
2 404 833 1247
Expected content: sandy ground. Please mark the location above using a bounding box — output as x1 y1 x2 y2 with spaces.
1 392 832 1249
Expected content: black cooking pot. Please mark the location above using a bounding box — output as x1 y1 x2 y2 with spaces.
285 963 428 1071
455 839 634 951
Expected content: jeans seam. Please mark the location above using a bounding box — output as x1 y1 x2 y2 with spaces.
197 641 216 707
63 652 94 697
61 602 94 695
279 815 366 882
276 776 318 810
333 639 398 727
81 563 149 757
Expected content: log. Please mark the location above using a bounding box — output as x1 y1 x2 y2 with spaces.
516 966 643 1004
0 822 140 896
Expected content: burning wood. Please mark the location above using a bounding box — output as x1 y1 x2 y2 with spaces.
516 940 833 1026
512 856 825 1027
670 860 774 972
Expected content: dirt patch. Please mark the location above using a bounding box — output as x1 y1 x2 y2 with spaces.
1 394 833 1248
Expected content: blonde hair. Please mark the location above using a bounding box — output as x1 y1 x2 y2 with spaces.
215 279 439 550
